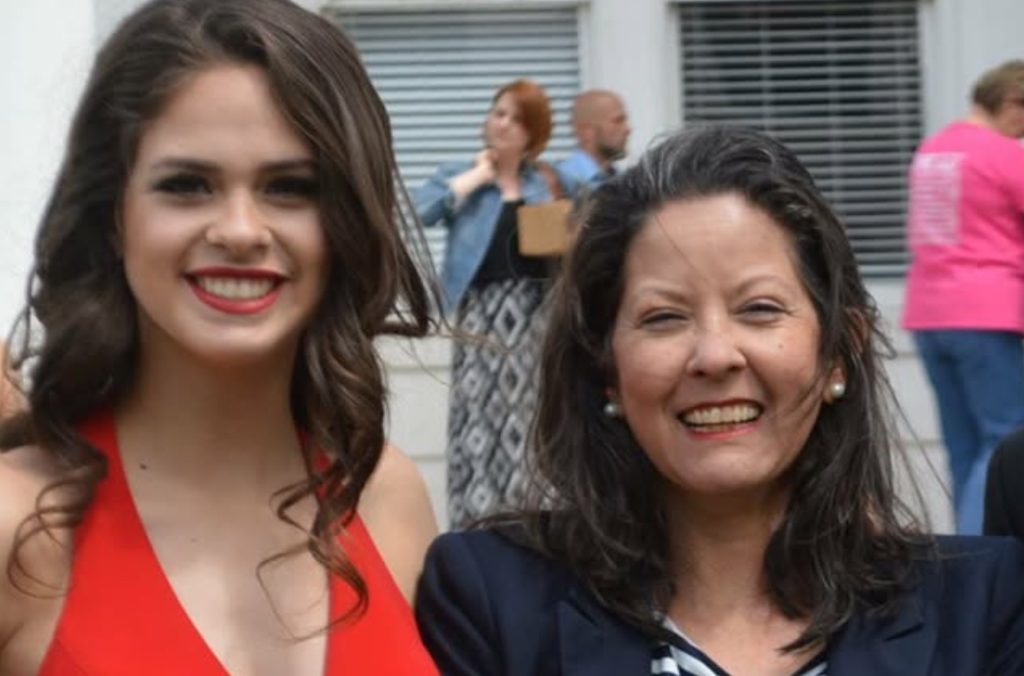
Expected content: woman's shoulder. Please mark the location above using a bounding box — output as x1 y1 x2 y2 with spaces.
0 443 70 571
428 525 541 560
358 442 437 604
0 444 71 658
0 443 67 557
416 527 570 662
416 526 650 675
430 160 474 181
831 535 1024 671
422 524 577 603
927 536 1024 666
521 162 557 201
914 534 1024 600
932 533 1024 562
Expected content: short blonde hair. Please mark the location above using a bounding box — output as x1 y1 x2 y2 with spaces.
972 60 1024 114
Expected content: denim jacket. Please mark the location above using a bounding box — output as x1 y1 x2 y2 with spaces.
414 160 552 312
553 148 608 198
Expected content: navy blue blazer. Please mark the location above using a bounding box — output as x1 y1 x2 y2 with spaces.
415 529 1024 675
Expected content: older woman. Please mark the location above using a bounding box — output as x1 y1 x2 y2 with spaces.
415 127 1024 674
416 80 557 528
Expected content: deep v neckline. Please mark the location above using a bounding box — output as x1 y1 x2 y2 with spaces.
39 409 439 676
107 413 331 671
105 413 332 675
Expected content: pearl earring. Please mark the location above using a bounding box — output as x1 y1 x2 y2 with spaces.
603 401 622 418
828 381 846 400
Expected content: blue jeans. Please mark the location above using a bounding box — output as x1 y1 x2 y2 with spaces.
914 330 1024 534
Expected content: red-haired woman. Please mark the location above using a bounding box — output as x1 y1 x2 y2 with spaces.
415 79 557 528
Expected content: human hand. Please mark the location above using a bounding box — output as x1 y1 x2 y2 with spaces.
471 148 497 184
449 149 497 202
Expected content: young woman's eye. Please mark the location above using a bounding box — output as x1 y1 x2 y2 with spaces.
266 176 319 200
153 174 211 197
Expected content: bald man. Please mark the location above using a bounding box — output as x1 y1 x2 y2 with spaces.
555 89 631 197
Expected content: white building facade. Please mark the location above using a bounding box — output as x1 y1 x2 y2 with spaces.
3 0 1023 530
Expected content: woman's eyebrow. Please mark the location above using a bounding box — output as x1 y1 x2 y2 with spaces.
147 157 316 173
261 158 317 173
148 157 217 173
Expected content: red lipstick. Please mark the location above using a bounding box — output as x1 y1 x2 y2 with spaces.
186 267 284 316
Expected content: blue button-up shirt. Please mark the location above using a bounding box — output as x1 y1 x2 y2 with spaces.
554 148 614 198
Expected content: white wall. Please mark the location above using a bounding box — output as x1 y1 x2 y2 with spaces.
0 1 95 337
93 0 147 43
6 0 1023 532
582 0 680 159
919 0 1024 133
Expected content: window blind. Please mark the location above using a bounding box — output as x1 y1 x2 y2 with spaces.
325 6 582 269
678 0 922 276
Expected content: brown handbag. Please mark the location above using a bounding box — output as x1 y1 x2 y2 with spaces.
516 162 572 257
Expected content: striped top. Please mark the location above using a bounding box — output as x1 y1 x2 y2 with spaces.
651 619 827 676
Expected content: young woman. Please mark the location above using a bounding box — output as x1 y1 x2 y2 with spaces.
416 126 1024 675
415 80 557 529
0 1 440 673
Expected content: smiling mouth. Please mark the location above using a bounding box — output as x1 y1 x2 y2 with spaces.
679 403 763 432
193 276 278 300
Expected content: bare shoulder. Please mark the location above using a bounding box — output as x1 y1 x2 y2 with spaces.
0 444 64 576
0 445 70 668
0 344 23 420
358 443 438 604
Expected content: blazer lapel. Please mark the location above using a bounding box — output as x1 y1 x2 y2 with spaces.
828 592 937 676
558 587 651 676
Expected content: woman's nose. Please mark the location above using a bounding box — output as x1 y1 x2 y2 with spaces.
685 325 746 378
205 190 271 254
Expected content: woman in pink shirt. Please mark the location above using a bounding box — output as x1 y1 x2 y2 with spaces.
903 60 1024 533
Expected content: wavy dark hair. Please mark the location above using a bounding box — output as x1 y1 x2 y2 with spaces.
1 0 438 622
507 125 928 651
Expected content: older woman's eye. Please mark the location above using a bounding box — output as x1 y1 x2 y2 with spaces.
742 302 786 320
640 311 686 327
153 173 211 197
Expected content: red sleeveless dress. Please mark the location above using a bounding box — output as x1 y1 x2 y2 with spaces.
39 411 438 675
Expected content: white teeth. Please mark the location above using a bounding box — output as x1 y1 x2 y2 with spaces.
682 404 760 426
196 276 274 300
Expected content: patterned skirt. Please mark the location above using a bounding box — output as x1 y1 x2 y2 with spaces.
446 278 549 529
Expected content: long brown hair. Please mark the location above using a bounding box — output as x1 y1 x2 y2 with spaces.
500 125 927 651
2 0 438 622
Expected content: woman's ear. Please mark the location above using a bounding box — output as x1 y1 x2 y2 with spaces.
823 362 847 404
602 386 627 418
823 308 868 404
